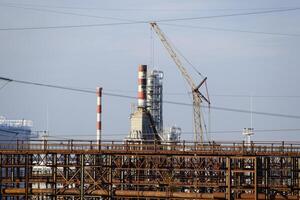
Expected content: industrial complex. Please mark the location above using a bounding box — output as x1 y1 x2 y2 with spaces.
1 63 300 200
0 20 299 200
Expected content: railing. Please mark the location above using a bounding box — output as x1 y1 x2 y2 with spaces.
0 119 33 127
1 140 300 155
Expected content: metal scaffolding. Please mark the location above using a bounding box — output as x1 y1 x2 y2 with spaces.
1 140 300 199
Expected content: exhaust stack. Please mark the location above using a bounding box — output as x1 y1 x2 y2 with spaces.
96 87 102 143
138 65 147 108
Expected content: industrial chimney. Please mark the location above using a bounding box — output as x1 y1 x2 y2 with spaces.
96 87 102 144
138 65 147 108
126 64 159 142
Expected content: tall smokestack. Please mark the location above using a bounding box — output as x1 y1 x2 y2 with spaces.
138 65 147 108
96 87 102 144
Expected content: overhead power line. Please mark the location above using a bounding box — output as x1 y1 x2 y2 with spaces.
212 94 300 98
156 7 300 22
39 128 300 141
45 128 300 137
1 3 298 12
87 89 300 98
1 77 95 94
0 22 143 31
163 100 300 119
0 128 20 136
1 76 300 120
160 23 300 37
0 7 299 31
2 128 299 141
0 4 136 22
0 81 10 90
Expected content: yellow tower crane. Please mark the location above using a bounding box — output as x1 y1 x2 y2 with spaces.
150 22 210 144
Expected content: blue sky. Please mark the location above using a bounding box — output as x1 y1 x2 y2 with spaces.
0 0 300 141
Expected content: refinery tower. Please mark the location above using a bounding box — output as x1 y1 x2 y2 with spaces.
126 65 180 143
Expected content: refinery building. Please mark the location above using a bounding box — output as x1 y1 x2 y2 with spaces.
126 64 181 143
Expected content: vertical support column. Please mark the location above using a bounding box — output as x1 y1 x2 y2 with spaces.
80 154 85 200
280 157 283 187
25 154 29 200
52 153 57 200
16 155 20 200
226 157 232 200
265 157 270 200
11 154 14 187
254 157 258 200
298 157 300 198
120 156 124 191
93 154 96 192
293 157 297 197
96 87 103 146
108 155 113 200
0 154 2 200
291 157 295 196
64 154 69 185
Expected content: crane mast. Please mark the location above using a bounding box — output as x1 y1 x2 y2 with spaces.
150 22 210 143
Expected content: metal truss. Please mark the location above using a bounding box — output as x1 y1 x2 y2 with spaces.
1 140 300 199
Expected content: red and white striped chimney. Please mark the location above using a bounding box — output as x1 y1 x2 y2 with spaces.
138 65 147 108
96 87 102 143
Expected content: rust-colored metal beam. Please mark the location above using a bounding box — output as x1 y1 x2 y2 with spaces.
1 140 300 199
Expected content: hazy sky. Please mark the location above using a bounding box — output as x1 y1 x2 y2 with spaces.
0 0 300 142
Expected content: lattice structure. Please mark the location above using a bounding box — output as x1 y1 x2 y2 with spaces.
1 140 300 199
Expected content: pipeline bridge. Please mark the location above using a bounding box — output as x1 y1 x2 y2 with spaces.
1 140 300 200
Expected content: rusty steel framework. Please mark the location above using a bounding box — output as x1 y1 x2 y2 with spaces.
1 140 300 199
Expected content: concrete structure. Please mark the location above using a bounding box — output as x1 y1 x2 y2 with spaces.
128 108 157 141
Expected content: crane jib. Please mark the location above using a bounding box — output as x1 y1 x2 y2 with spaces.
150 22 211 144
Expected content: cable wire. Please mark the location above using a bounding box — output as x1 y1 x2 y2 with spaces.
1 128 298 141
0 3 296 11
1 2 298 12
160 23 300 37
0 128 20 135
0 81 10 90
0 21 144 31
156 7 300 22
42 128 300 138
1 76 300 120
0 3 137 23
163 33 204 78
0 7 299 31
